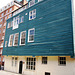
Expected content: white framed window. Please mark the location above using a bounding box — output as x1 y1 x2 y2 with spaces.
12 57 14 66
10 8 12 12
26 57 36 70
2 13 4 17
1 42 3 47
5 41 7 47
28 28 35 42
3 29 5 33
21 16 24 23
29 0 35 7
0 49 2 54
2 36 4 39
20 31 26 45
6 10 8 14
4 23 6 26
13 16 19 30
58 57 66 66
8 22 11 28
29 9 36 20
0 24 2 28
15 57 18 66
3 57 4 62
5 16 7 20
8 21 13 28
8 34 13 47
9 14 12 18
1 18 3 22
13 33 19 46
42 57 47 64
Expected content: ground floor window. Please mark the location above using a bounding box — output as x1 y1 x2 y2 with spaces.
26 57 36 70
42 57 47 64
12 57 14 66
58 57 66 66
45 72 50 75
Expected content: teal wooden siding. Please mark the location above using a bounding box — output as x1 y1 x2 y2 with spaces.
3 0 74 56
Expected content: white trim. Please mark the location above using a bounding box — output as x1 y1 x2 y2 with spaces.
29 0 35 7
28 28 35 42
8 34 13 47
13 33 19 46
20 31 26 46
5 41 7 47
29 9 36 20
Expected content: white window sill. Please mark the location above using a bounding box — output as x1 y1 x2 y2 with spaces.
19 44 25 46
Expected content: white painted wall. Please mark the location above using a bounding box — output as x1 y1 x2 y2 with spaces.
4 56 75 75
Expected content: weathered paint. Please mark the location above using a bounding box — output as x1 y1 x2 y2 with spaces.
3 0 74 56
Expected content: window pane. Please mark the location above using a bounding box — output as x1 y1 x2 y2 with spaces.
28 29 35 42
26 57 36 70
21 31 26 45
59 57 66 65
29 0 35 7
14 33 19 46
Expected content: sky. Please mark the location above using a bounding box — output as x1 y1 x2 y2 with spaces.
0 0 22 9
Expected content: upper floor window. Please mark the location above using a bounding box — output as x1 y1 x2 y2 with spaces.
4 23 6 26
29 0 35 7
8 21 12 28
10 8 12 12
0 24 2 28
26 57 36 70
1 18 3 22
13 16 19 30
5 41 8 47
0 49 2 54
3 29 5 33
14 33 19 46
9 14 12 18
8 34 13 46
5 16 7 20
1 13 3 17
58 57 66 66
28 28 35 42
29 9 36 20
20 31 26 45
42 57 47 64
21 16 24 23
6 10 8 14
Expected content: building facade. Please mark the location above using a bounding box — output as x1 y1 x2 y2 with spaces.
0 0 22 68
3 0 75 75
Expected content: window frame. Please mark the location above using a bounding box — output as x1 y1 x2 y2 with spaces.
15 57 18 67
42 57 47 64
0 24 2 28
28 28 35 42
20 31 26 46
29 9 36 20
58 56 66 66
13 33 19 46
5 41 7 47
29 0 35 7
26 57 36 70
12 57 14 66
8 34 13 47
